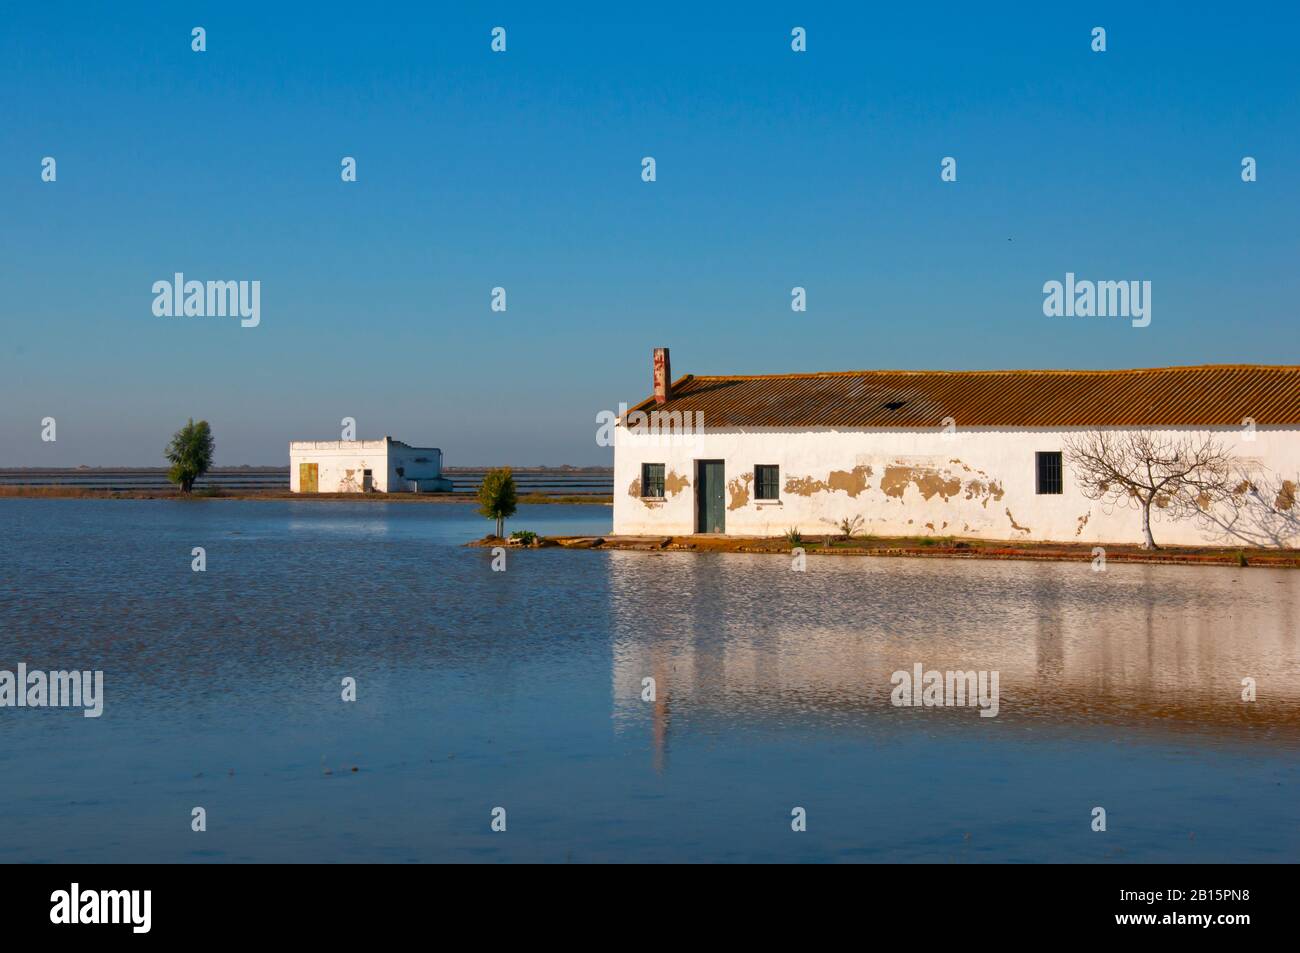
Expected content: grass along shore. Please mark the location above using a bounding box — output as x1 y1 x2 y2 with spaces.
470 532 1299 568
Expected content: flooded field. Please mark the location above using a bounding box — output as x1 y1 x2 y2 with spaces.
1 499 1297 862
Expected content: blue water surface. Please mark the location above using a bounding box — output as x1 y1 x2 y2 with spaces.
1 499 1297 863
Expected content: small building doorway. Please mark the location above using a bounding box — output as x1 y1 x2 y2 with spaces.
696 460 725 533
299 462 318 493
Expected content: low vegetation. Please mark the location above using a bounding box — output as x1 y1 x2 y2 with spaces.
820 514 865 540
471 532 1298 567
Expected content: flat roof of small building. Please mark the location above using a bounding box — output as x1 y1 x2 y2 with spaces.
289 439 441 451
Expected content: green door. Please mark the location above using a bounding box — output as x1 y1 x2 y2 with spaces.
696 460 725 533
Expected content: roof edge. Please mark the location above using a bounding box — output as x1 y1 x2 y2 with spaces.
685 364 1300 382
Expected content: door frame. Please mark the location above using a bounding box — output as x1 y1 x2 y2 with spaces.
299 462 319 494
695 459 725 534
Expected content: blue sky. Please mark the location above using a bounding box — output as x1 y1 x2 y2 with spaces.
3 2 1297 466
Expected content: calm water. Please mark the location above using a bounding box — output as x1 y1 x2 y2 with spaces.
1 499 1298 863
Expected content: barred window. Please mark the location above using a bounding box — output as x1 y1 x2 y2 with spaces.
1036 452 1063 494
642 463 665 498
755 464 780 500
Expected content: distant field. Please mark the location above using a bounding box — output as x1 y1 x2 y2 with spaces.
0 466 614 497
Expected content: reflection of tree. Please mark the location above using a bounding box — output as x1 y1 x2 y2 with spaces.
1194 473 1300 549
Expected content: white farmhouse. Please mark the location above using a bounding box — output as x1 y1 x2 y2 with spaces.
289 436 452 493
613 349 1300 547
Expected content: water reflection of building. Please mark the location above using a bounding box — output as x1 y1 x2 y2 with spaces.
609 551 1300 767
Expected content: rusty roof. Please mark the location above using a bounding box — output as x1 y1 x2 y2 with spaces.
626 365 1300 428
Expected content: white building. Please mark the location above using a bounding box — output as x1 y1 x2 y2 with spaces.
612 349 1300 547
289 436 452 493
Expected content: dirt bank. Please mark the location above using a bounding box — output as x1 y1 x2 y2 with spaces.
469 533 1299 568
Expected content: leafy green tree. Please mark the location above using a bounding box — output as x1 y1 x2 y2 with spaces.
165 419 215 493
477 467 518 537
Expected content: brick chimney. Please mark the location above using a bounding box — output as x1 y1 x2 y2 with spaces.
653 347 672 405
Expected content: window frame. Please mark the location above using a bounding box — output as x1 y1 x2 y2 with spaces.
754 464 781 501
641 462 666 499
1035 451 1063 495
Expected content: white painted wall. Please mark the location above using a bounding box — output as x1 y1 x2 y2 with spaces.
387 444 446 491
612 425 1300 547
289 440 391 492
289 438 448 493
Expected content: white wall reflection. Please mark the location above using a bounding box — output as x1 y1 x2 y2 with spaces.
610 552 1300 766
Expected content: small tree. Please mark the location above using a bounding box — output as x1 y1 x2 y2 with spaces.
1063 431 1236 549
477 467 518 537
165 419 215 493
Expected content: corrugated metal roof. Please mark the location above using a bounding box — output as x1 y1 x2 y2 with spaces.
625 365 1300 428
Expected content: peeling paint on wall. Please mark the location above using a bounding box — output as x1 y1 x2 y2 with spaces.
784 465 874 498
881 466 962 502
783 461 1004 509
728 472 753 510
1075 511 1091 536
1005 508 1031 534
629 476 666 509
963 478 1005 508
1277 480 1296 511
664 471 690 496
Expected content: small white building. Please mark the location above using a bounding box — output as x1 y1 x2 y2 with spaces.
289 436 452 493
613 349 1300 547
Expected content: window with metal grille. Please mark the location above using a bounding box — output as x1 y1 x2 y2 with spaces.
642 463 665 498
755 464 780 500
1036 452 1063 494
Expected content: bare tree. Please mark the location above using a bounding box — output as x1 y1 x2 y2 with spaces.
1063 431 1237 549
